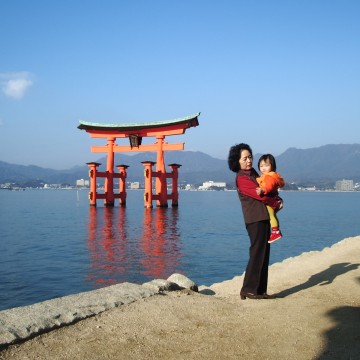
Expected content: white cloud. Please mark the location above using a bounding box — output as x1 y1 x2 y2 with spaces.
0 72 34 99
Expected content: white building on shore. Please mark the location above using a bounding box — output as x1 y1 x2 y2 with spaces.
336 179 354 191
198 181 226 190
76 179 89 187
130 182 140 189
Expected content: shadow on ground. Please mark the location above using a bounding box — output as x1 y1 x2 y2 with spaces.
276 262 359 298
316 306 360 359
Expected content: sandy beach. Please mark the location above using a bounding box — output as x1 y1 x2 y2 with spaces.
1 236 359 360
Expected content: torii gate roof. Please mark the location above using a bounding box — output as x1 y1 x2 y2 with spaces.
78 112 200 133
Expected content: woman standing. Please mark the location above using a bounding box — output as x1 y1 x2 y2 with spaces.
228 143 281 300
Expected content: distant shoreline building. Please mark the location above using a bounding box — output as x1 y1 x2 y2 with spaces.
336 179 354 191
130 182 140 189
76 179 89 187
198 181 226 190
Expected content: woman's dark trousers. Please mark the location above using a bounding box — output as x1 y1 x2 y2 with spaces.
241 220 271 295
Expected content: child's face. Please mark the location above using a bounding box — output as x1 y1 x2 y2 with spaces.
259 159 272 174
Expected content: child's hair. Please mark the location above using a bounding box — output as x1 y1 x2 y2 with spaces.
258 154 277 172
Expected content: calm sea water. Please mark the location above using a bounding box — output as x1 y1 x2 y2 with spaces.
1 189 359 311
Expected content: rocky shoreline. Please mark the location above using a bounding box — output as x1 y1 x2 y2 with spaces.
0 274 198 348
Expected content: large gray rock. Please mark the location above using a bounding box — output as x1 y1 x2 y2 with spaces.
167 273 198 292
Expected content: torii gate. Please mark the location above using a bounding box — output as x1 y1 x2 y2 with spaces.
78 113 200 208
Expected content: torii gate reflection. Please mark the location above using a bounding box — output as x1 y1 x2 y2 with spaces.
86 207 182 286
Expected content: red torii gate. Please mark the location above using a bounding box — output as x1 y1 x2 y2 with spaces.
78 113 200 208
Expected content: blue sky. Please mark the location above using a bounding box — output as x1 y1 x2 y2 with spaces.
0 1 359 170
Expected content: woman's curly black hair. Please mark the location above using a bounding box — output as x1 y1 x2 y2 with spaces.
228 143 252 173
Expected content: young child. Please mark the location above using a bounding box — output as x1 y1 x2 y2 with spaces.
256 154 285 243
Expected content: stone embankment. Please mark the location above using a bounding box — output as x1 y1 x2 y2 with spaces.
0 273 197 348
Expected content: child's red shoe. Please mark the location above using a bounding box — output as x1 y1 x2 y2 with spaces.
269 227 282 243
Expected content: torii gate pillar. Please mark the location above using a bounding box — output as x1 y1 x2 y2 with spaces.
117 164 129 206
155 135 167 207
168 164 181 207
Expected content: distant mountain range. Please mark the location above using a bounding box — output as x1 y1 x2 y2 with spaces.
1 144 360 188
